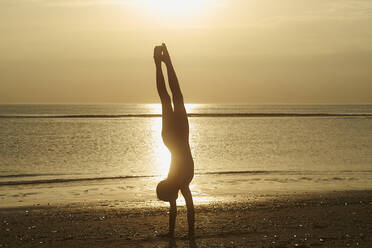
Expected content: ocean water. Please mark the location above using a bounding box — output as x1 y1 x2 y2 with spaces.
0 104 372 207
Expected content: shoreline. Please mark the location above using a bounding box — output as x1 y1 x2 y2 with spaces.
2 170 372 209
1 190 371 247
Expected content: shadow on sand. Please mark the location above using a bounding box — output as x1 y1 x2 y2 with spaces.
168 237 197 248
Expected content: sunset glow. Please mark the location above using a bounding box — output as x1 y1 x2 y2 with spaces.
1 0 371 246
1 0 371 104
140 0 210 16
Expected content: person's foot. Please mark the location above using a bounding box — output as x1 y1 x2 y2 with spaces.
161 43 171 65
153 45 163 65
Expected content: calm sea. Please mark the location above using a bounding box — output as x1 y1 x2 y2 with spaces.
1 104 372 207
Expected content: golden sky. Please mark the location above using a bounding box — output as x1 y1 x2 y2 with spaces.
1 0 371 104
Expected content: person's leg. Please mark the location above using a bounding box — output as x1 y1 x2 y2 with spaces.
180 185 195 238
161 44 188 131
154 46 173 130
162 44 183 106
155 47 171 108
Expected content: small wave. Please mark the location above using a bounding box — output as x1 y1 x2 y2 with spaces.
202 170 284 175
0 170 370 187
0 170 283 186
0 173 65 178
340 170 372 173
0 113 371 119
0 175 155 186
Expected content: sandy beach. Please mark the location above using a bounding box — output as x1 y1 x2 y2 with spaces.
2 0 372 245
1 190 371 248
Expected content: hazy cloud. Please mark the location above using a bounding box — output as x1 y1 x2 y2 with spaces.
2 0 135 6
310 0 372 20
1 0 371 103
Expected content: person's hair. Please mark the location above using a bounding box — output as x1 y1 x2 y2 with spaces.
156 179 178 202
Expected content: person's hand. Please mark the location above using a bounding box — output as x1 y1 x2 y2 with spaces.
153 45 163 65
161 43 172 65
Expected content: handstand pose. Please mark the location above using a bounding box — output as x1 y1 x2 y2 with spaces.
154 43 195 239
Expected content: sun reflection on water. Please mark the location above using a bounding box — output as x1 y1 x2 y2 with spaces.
146 104 199 115
149 104 199 179
150 104 204 202
151 118 171 179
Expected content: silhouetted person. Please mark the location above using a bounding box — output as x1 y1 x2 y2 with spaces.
154 43 195 239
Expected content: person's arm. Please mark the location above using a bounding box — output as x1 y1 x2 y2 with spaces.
169 200 177 237
181 186 195 238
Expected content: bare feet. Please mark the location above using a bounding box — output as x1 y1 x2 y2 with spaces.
153 45 163 65
161 43 172 65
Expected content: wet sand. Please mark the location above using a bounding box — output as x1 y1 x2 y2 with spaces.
1 190 372 248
